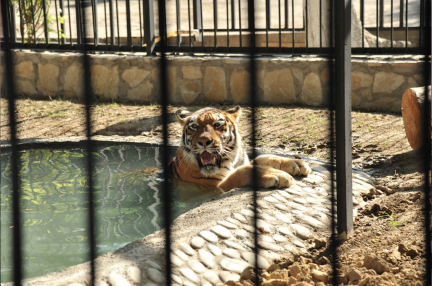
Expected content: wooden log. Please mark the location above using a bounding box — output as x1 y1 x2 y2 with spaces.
401 86 431 150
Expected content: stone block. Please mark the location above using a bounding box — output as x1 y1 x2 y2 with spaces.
64 63 83 98
127 80 153 102
263 69 296 104
16 80 37 96
91 65 119 99
300 72 322 106
204 66 227 102
167 66 178 102
37 63 59 95
372 72 404 94
230 71 250 103
180 79 201 104
291 68 303 84
182 66 202 80
15 61 34 80
351 71 373 90
122 67 150 88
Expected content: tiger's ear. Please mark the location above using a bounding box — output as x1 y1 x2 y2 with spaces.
175 109 192 125
226 105 242 122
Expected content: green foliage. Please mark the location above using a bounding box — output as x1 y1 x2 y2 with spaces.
11 0 65 43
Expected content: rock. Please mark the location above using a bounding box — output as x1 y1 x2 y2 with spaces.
347 268 362 282
220 258 250 274
264 196 280 203
188 259 206 274
191 236 206 249
90 65 119 99
318 256 330 265
398 243 419 258
179 267 200 284
311 270 329 283
145 260 162 270
241 208 255 217
290 224 312 240
207 244 222 256
358 276 371 286
260 279 287 286
171 274 182 285
256 200 270 209
199 249 216 268
171 254 184 266
173 249 190 261
278 226 293 236
271 193 289 203
313 238 327 249
127 266 141 283
211 225 232 238
223 248 241 259
241 252 271 269
293 198 307 205
273 234 287 242
179 242 195 255
200 230 219 243
233 213 248 223
296 214 325 229
66 284 85 286
109 272 132 286
274 213 293 224
373 72 404 94
219 271 240 283
257 219 271 233
38 63 59 95
240 267 256 281
258 241 284 252
274 204 289 211
223 240 246 251
263 69 296 104
218 220 238 229
308 263 318 270
182 65 202 79
147 268 165 284
226 217 243 226
292 240 306 248
235 229 250 239
363 254 390 274
204 270 221 285
230 71 250 104
122 67 150 88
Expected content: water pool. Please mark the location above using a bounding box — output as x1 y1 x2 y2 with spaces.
0 143 221 283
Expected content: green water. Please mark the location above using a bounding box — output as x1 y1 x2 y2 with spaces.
0 144 220 283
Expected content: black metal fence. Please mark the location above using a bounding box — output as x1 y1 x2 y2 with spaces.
1 0 431 54
1 0 431 285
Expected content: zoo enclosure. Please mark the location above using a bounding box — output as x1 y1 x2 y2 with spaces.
1 0 431 54
1 0 431 285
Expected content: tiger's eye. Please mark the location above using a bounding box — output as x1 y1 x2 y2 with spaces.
214 123 221 128
190 124 198 129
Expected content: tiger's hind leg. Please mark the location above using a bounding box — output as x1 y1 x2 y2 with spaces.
253 155 312 177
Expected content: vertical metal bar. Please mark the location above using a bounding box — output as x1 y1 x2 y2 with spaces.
9 3 17 42
379 0 384 27
59 0 65 44
278 0 281 52
79 0 96 284
419 0 424 47
305 0 308 50
67 0 72 44
246 0 259 282
214 0 218 48
176 0 180 49
17 0 25 44
405 0 408 49
156 0 172 285
265 0 270 50
109 0 115 44
200 0 204 50
115 0 120 46
188 0 192 48
319 0 322 49
231 0 235 30
291 0 294 51
193 0 203 41
284 0 288 29
55 0 61 44
76 0 82 44
144 0 155 53
399 0 404 27
1 2 22 284
334 0 353 240
376 0 379 47
92 0 98 45
226 0 229 49
104 0 109 45
126 0 132 46
391 0 393 48
30 0 36 42
361 0 364 48
238 0 242 49
138 0 143 46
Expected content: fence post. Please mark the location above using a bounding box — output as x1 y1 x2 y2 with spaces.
59 0 65 44
109 0 115 45
193 0 203 41
144 0 155 54
9 2 17 43
92 0 99 45
126 0 132 46
335 0 353 240
75 0 82 44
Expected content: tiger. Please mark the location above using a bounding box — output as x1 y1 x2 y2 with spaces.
169 106 311 192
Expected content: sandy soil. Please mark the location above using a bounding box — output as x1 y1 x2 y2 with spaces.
1 96 430 285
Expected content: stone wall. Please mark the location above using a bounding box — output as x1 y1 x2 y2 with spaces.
1 50 429 113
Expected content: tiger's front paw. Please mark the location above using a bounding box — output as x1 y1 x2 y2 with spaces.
259 168 294 188
281 159 312 176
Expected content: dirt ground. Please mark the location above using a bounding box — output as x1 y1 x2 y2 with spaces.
1 96 430 285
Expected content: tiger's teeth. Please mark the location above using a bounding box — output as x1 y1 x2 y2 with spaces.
212 157 216 164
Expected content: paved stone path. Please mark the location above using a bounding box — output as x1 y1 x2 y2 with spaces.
13 157 376 286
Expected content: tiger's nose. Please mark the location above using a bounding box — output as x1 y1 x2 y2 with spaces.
198 139 213 147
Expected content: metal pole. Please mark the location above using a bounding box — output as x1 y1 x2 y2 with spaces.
126 0 132 46
109 0 115 44
59 0 65 44
193 0 203 41
334 0 353 240
144 0 155 54
92 0 99 45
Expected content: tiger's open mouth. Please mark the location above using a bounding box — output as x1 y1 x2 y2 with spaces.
200 151 217 165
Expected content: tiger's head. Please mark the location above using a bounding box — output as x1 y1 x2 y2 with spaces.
175 106 248 177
